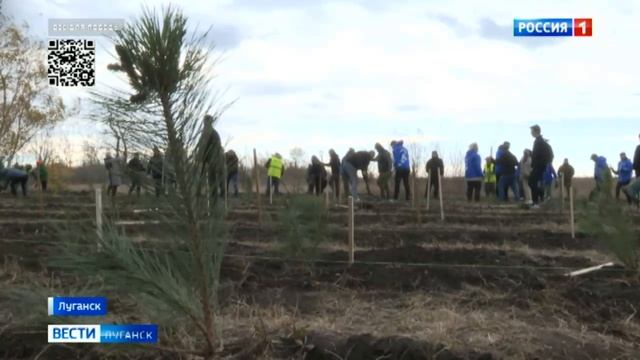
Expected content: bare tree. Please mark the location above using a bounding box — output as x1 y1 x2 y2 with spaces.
0 17 66 163
26 129 56 165
289 146 305 168
81 140 101 166
445 145 466 178
407 142 427 177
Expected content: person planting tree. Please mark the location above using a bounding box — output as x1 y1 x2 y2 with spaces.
374 143 393 200
557 158 575 201
483 156 496 198
611 152 634 200
0 166 29 196
391 140 411 201
35 159 48 192
425 151 444 200
266 153 285 196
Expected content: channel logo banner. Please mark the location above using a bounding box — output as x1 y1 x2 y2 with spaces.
48 324 158 343
513 18 573 37
100 324 158 343
48 296 107 316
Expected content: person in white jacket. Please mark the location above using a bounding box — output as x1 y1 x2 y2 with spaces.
519 149 533 205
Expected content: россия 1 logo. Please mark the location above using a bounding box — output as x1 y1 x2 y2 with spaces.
513 18 592 37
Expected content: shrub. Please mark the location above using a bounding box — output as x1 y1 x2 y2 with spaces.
48 162 74 192
578 171 639 272
277 196 329 260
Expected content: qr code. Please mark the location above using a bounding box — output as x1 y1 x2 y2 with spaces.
47 39 95 86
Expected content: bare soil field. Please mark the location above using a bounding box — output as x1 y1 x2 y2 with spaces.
0 190 639 359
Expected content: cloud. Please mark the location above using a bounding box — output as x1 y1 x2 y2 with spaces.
396 104 421 112
428 14 564 49
237 81 309 96
477 18 564 49
228 0 321 11
430 13 470 36
228 0 393 12
204 24 245 50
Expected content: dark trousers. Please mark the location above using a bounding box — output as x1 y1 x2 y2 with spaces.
224 172 239 196
153 176 163 197
128 182 141 195
484 182 495 197
616 180 630 199
498 174 519 201
466 180 481 201
41 181 48 192
495 174 501 197
529 168 544 204
107 185 118 197
266 176 280 195
309 177 327 196
394 168 411 200
377 171 391 199
529 167 545 204
425 175 439 199
10 176 28 196
330 173 340 199
129 176 142 196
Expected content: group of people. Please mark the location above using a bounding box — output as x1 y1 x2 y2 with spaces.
264 140 446 203
104 116 241 198
0 157 49 196
589 149 640 205
104 147 240 199
4 119 640 208
465 125 640 207
261 125 640 208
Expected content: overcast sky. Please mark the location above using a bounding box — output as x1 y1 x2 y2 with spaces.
4 0 640 175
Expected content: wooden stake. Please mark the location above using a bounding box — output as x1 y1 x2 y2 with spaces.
348 195 355 265
426 175 431 211
324 187 330 210
161 152 166 196
561 173 565 211
253 149 262 224
206 178 210 215
411 170 416 208
570 185 575 239
438 170 445 221
95 187 103 249
567 262 614 277
269 176 273 205
38 182 44 217
224 163 228 212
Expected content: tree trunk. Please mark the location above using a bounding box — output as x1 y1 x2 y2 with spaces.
160 94 216 357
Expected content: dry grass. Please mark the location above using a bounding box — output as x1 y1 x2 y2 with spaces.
217 285 639 359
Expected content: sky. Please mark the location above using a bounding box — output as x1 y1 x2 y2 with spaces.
3 0 640 175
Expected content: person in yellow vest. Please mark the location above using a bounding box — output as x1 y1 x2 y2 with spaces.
265 153 285 196
483 156 496 198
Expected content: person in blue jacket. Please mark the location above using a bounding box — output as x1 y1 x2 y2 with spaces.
465 143 483 202
391 140 411 201
0 167 29 196
591 154 609 191
610 152 634 200
542 163 557 200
